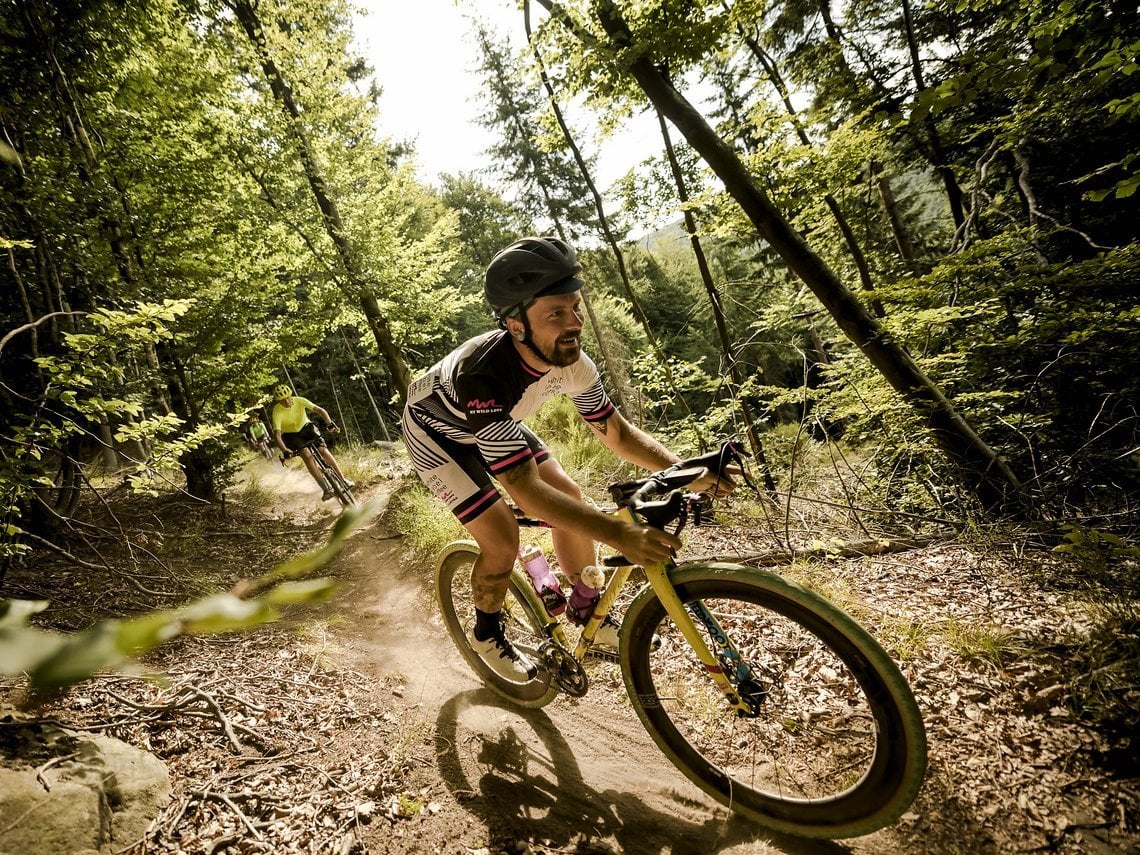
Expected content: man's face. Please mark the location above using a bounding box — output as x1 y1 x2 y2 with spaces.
519 291 584 367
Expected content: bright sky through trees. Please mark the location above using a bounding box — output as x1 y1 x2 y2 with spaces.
352 0 659 190
353 0 518 183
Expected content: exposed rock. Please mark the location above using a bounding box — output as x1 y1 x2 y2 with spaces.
0 717 171 855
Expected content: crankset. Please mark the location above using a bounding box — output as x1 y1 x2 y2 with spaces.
539 640 589 697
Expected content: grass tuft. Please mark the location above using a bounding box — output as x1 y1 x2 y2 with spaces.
941 620 1023 669
388 482 466 561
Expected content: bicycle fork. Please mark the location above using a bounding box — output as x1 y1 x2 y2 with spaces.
642 561 765 717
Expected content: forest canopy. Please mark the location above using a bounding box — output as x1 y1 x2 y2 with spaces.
2 0 1138 570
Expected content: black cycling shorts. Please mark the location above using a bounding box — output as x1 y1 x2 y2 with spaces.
401 415 550 524
282 421 325 453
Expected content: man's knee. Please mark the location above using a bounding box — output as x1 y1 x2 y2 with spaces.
467 503 520 565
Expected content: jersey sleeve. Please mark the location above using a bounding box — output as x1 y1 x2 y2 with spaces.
457 372 536 475
568 353 615 424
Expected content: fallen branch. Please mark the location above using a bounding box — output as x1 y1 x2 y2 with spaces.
34 751 78 791
199 790 264 840
693 534 944 566
19 532 108 571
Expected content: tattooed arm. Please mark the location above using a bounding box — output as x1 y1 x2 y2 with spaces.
498 458 680 565
587 411 679 471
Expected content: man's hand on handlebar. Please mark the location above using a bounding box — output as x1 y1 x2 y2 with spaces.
613 521 682 566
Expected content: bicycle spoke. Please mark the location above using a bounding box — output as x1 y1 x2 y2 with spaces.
435 545 559 708
650 595 879 801
622 566 925 837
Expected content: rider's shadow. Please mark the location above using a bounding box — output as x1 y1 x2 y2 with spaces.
435 688 849 855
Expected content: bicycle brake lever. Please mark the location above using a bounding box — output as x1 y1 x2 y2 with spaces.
672 505 690 539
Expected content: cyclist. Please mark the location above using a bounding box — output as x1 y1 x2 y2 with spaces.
402 237 734 681
247 415 271 455
270 384 354 501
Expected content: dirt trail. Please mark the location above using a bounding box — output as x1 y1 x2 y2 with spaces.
225 460 1133 855
318 512 899 855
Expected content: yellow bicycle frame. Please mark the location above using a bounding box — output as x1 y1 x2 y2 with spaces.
567 506 756 716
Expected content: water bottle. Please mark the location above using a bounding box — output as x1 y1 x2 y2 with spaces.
567 564 605 624
519 544 566 616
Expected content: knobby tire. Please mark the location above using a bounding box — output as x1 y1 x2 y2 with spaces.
435 542 559 708
620 562 927 839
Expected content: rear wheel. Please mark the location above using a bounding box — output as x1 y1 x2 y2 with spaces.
435 542 559 708
621 562 926 839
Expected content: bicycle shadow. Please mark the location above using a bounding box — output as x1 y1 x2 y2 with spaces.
434 688 850 855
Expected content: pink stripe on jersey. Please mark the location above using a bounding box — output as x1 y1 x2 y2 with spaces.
582 402 615 422
519 359 546 378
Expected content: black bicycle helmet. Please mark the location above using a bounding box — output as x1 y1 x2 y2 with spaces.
484 237 584 319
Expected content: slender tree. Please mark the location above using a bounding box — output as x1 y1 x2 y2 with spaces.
656 108 776 488
225 0 412 401
536 0 1023 510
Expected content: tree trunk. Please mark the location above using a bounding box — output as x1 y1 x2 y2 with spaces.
340 329 392 442
19 0 136 285
730 14 884 316
544 0 1022 510
524 0 684 419
97 415 118 471
899 0 968 229
359 292 411 396
656 109 777 490
227 0 411 404
870 161 921 272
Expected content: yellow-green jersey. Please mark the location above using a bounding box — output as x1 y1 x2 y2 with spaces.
272 396 316 434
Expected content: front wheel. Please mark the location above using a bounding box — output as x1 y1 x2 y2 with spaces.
621 562 927 839
434 542 559 708
324 468 355 507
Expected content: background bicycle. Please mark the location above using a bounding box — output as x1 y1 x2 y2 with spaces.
281 424 356 508
435 441 927 839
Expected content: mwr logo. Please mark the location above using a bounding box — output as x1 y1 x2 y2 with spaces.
467 398 501 414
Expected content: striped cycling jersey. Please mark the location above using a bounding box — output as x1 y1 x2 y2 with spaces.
404 329 615 475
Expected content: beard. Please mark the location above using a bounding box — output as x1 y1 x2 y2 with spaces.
531 334 581 367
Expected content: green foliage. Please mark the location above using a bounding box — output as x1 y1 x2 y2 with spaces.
942 621 1023 670
1054 525 1140 571
387 482 466 560
801 235 1140 512
525 397 621 490
1047 527 1140 737
2 0 480 557
0 499 381 703
471 18 596 238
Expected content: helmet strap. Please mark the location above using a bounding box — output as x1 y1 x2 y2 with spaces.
515 312 558 367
